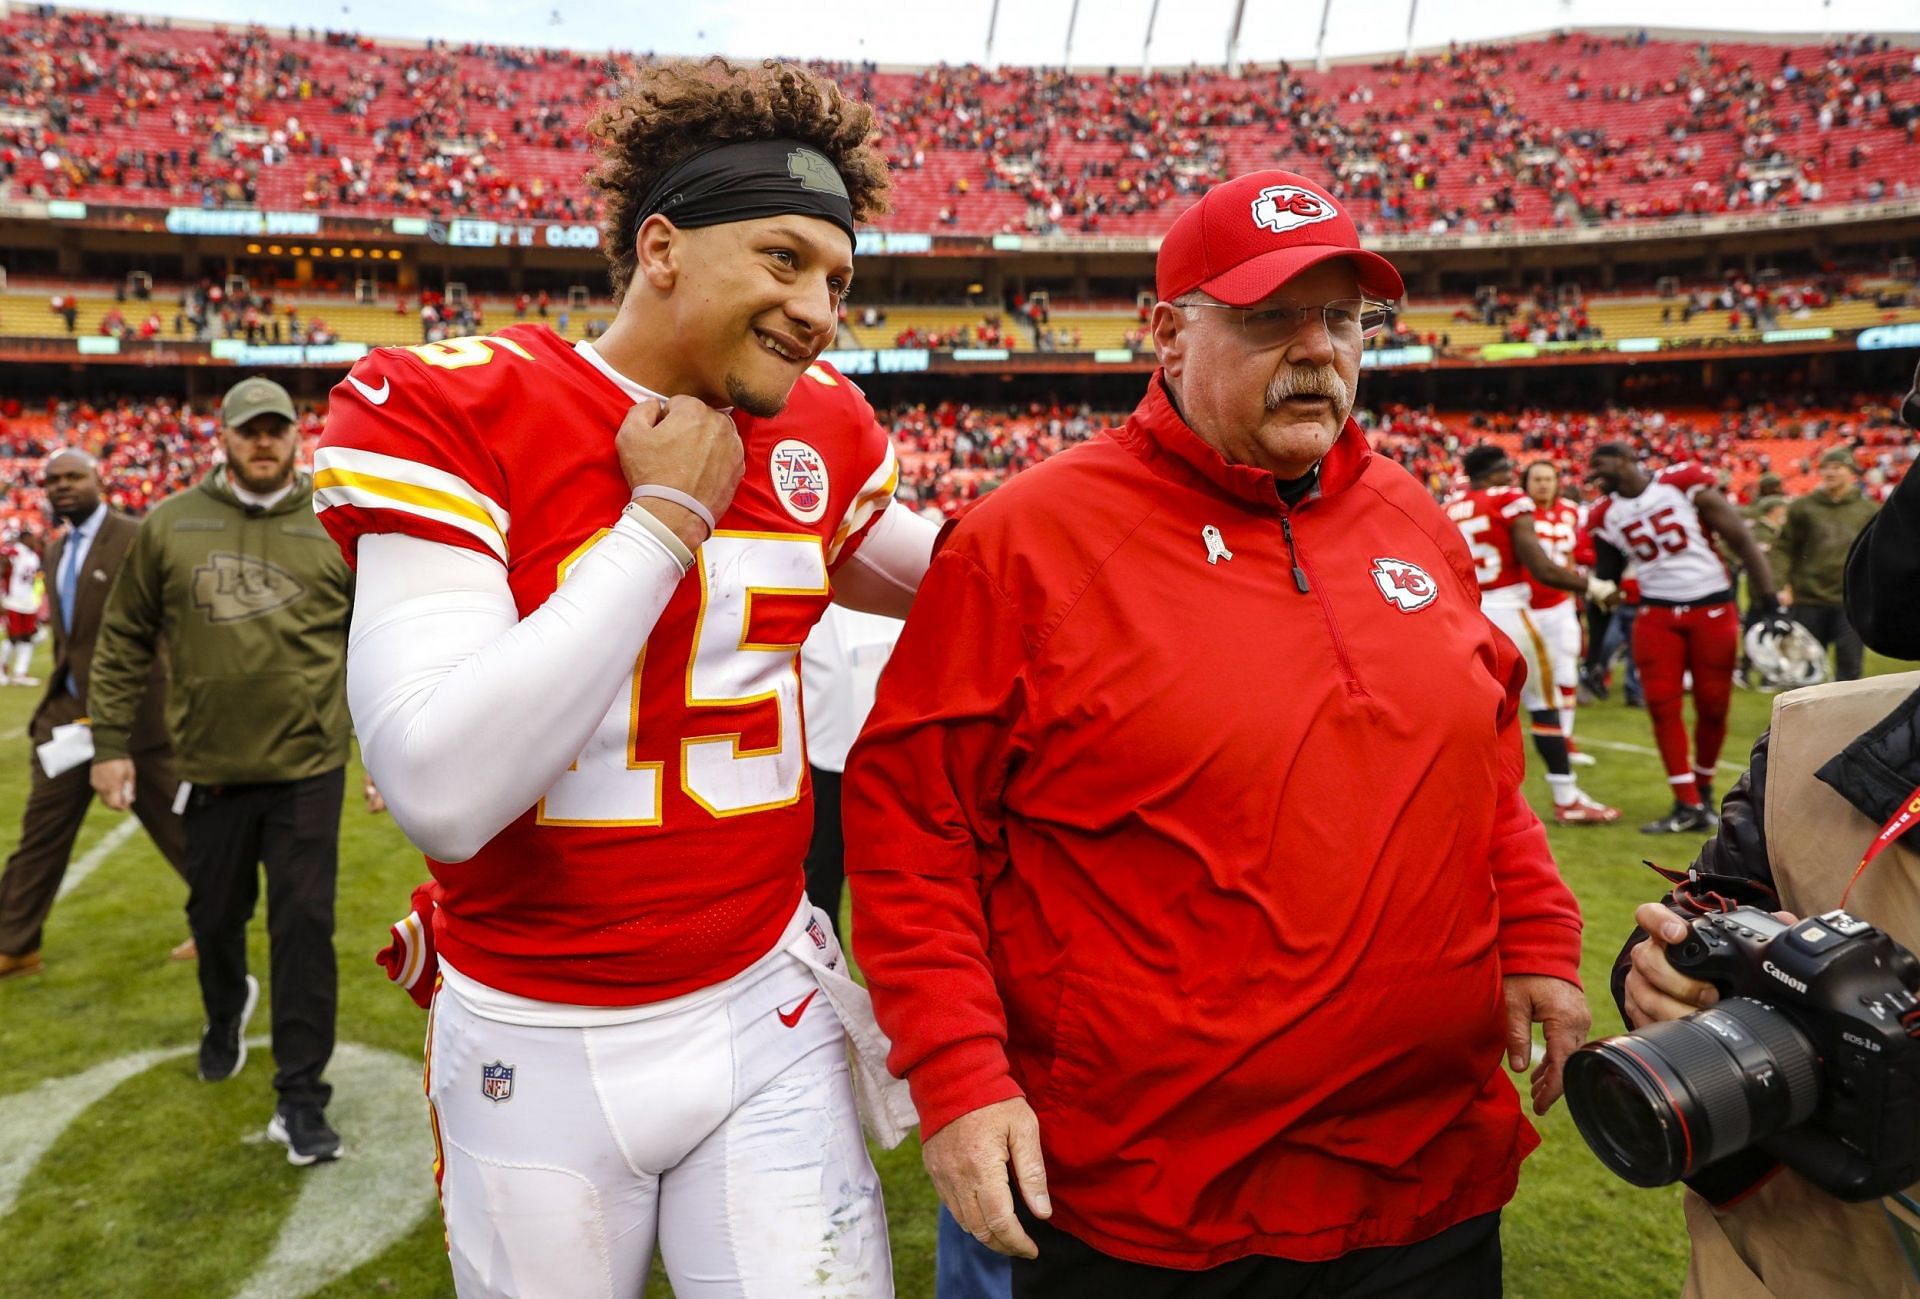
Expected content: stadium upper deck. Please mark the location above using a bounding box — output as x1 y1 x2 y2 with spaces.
2 9 1916 241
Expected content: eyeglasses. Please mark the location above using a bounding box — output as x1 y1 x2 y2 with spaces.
1175 297 1394 348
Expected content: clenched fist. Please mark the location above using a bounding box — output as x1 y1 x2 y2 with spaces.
616 395 745 550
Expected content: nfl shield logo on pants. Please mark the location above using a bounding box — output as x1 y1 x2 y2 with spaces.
480 1060 514 1104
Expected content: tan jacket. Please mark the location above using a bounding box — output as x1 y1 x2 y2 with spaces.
1684 671 1920 1299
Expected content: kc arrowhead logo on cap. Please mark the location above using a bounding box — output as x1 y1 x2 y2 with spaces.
1154 169 1405 308
1250 185 1338 236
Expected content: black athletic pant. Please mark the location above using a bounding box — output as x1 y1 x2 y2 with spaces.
803 764 845 935
185 767 343 1111
1788 602 1865 681
1010 1207 1502 1299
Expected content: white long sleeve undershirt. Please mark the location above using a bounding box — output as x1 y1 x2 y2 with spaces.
348 514 689 863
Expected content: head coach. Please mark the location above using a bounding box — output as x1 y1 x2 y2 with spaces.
842 170 1589 1297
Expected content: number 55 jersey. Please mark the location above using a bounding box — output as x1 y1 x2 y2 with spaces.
1587 462 1731 604
314 324 899 1005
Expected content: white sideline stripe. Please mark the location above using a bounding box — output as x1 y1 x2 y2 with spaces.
55 819 140 901
0 726 23 741
1578 737 1745 776
230 1042 436 1299
0 1040 431 1299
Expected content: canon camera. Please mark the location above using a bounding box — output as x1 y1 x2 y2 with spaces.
1566 905 1920 1200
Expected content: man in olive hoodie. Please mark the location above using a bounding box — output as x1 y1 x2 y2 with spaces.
1776 445 1880 681
89 376 355 1166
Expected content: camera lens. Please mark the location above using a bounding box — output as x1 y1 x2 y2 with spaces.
1566 998 1821 1187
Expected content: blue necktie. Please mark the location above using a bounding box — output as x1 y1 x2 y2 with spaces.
59 526 81 636
59 526 84 697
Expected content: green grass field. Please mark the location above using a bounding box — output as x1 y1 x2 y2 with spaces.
0 634 1912 1299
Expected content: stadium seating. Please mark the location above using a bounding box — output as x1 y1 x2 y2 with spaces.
3 14 1916 237
5 389 1911 542
9 279 1914 356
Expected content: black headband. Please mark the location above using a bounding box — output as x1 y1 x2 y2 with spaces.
628 138 856 254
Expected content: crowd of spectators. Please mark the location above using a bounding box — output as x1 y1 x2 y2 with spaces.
2 388 1911 540
0 393 323 536
2 14 1915 237
891 314 1017 352
59 276 341 344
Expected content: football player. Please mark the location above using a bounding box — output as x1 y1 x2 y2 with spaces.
2 531 42 686
315 60 931 1298
1520 460 1587 753
1447 445 1620 824
1587 442 1778 834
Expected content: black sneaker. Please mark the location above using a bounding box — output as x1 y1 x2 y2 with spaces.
267 1105 343 1166
1640 802 1718 835
198 974 259 1082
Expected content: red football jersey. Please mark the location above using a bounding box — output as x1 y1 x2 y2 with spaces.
1526 498 1579 610
1443 486 1533 604
313 324 900 1004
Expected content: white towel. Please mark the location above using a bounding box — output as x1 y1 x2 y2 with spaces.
785 906 919 1148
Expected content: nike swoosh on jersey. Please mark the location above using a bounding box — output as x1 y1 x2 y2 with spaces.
1707 607 1726 617
776 989 818 1028
347 374 391 405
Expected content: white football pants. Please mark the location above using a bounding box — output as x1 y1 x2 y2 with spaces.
1488 601 1578 718
426 949 892 1298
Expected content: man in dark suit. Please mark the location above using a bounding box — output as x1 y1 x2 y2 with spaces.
0 449 188 978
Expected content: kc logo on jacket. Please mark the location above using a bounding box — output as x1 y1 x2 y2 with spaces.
190 552 307 623
771 439 830 524
1250 185 1338 236
1370 558 1438 612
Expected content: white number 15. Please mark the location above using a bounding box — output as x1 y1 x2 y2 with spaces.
536 532 828 827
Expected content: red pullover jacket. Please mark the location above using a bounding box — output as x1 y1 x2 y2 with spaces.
843 375 1584 1269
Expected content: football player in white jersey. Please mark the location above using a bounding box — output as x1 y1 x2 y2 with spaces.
2 533 44 686
1587 442 1778 834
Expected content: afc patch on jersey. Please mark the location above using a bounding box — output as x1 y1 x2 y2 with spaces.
1370 558 1439 612
771 438 830 524
480 1060 514 1104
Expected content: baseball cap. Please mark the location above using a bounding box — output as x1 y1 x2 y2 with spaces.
1156 171 1404 306
1818 445 1858 469
221 376 297 429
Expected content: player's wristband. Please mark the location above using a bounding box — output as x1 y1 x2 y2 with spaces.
629 484 717 535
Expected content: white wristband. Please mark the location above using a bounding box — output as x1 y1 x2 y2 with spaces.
629 484 717 535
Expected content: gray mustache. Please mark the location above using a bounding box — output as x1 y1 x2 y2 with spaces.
1265 366 1352 411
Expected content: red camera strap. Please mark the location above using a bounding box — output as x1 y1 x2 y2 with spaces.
1840 779 1920 911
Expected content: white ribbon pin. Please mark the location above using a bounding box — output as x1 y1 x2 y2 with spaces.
1203 525 1233 565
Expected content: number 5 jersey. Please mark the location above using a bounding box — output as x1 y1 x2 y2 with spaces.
314 323 899 1004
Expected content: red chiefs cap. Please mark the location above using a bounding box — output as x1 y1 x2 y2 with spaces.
1156 171 1404 306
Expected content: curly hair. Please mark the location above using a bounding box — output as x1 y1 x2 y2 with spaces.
588 58 892 301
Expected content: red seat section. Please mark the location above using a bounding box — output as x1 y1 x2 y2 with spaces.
2 17 1914 236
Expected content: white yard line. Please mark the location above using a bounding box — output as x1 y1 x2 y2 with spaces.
1578 736 1745 776
55 819 140 900
0 726 23 742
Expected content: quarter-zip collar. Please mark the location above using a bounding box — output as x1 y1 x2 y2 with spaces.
1111 370 1372 512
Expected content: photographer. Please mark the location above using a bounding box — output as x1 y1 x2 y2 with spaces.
1610 357 1920 1298
1843 359 1920 662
